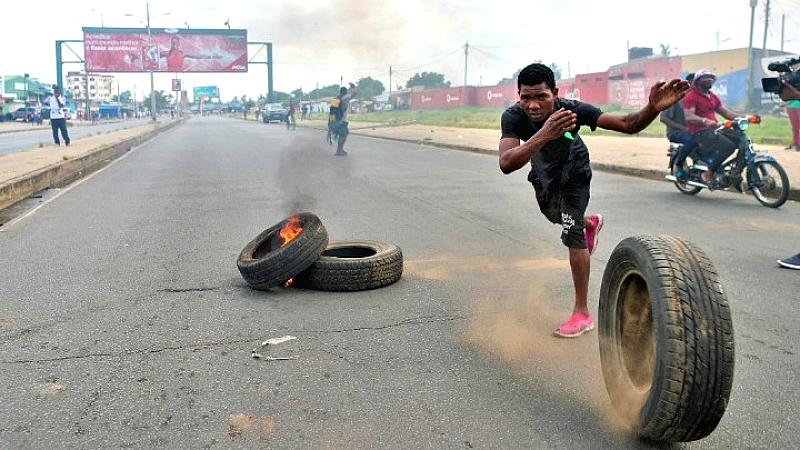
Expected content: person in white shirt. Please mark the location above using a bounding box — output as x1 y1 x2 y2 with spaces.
43 85 70 146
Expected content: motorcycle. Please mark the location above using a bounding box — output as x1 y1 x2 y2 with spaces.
665 115 790 208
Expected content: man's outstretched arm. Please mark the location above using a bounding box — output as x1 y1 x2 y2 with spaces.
597 79 690 134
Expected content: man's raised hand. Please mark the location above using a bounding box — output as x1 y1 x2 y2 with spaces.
648 79 691 112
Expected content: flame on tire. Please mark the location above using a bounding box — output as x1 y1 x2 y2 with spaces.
279 216 303 289
279 216 302 247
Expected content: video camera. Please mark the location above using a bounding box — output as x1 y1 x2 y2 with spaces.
761 56 800 93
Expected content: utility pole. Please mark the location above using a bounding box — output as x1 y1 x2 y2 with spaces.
84 70 90 122
781 14 785 52
746 0 758 112
762 0 771 58
464 42 469 87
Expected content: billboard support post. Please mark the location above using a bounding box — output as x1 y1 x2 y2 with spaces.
147 3 156 121
248 42 273 103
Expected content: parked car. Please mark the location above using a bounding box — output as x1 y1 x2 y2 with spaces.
12 107 37 121
262 103 287 123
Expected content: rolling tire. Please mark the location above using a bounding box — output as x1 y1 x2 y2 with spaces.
295 240 403 291
237 212 329 290
598 235 734 442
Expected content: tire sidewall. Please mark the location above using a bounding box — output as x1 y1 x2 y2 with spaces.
237 212 328 289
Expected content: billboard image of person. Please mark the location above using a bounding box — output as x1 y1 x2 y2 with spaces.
83 28 247 73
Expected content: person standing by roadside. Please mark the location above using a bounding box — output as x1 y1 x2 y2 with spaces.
498 63 689 337
784 92 800 151
334 83 357 156
43 86 70 147
777 80 800 270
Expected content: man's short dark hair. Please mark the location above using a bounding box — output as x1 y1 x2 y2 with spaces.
340 86 348 96
518 63 556 91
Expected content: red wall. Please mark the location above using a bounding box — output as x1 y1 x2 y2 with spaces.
472 84 518 107
411 87 469 109
410 84 519 109
606 57 682 108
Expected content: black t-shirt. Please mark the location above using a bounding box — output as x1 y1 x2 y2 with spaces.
501 97 602 191
660 101 686 138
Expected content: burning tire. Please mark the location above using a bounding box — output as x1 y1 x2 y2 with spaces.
295 240 403 291
237 212 329 290
598 235 734 442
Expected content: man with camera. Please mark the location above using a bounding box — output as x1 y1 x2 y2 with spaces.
763 58 800 151
776 79 800 270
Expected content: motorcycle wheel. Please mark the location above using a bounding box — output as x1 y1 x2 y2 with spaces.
747 160 789 208
671 161 702 195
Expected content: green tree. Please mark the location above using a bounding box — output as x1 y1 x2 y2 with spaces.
142 90 173 114
356 76 385 100
659 43 674 56
498 61 562 84
549 63 563 81
308 84 341 100
291 88 305 100
406 71 450 89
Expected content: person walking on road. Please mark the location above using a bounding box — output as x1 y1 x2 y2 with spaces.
498 63 689 337
43 86 70 147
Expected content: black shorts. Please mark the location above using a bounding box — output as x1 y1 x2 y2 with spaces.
330 121 349 137
528 164 591 249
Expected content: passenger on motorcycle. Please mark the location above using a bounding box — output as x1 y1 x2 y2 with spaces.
660 73 698 179
682 69 739 184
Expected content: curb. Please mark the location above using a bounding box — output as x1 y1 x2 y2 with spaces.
0 120 181 211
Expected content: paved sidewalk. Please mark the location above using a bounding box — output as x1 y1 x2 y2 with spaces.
1 117 798 210
340 120 800 200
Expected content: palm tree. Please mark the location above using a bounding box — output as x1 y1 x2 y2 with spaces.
659 43 675 56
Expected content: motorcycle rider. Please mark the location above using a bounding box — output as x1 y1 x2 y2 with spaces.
682 69 738 184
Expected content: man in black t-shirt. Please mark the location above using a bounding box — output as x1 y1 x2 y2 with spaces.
499 63 689 338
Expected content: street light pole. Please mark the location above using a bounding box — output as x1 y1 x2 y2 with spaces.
147 3 156 121
746 0 758 112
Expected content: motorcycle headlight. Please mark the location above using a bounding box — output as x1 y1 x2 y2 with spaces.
737 119 748 131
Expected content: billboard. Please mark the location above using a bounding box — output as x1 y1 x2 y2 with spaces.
83 27 247 73
193 86 219 101
171 79 181 91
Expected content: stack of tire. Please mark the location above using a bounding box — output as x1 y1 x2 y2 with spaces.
237 212 403 291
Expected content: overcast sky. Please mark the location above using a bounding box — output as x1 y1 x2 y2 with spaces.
3 0 800 101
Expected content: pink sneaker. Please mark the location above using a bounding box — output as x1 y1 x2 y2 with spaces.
585 214 603 255
553 312 595 338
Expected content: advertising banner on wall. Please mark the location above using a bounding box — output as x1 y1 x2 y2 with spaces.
83 27 247 73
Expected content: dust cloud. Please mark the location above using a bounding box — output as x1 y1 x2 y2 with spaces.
422 254 648 440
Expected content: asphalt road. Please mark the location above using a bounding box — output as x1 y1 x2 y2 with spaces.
1 116 798 449
0 118 151 155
